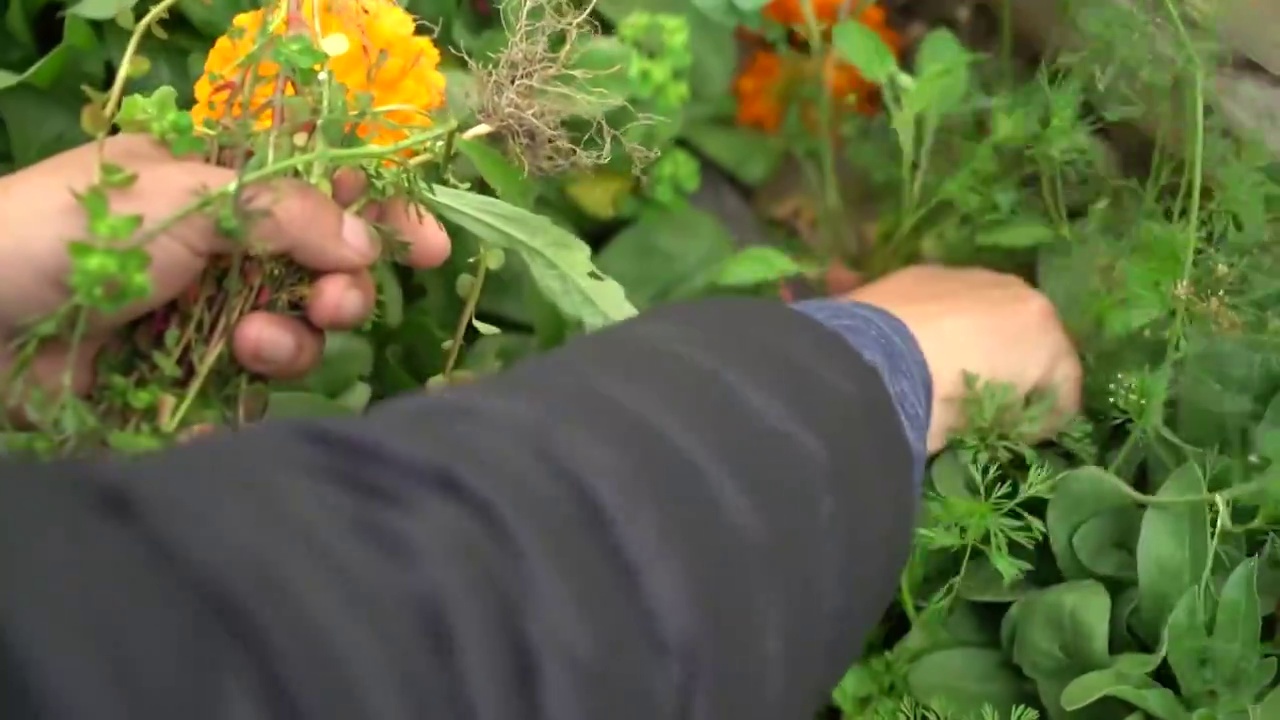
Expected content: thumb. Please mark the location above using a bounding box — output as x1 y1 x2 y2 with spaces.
145 160 380 271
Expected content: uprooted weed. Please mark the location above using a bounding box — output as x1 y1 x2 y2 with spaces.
467 0 657 175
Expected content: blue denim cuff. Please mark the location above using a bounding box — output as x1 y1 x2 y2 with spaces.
790 299 932 493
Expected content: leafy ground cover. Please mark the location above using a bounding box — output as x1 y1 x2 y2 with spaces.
5 0 1280 717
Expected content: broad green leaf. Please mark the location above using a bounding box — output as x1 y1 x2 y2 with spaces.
681 122 785 187
1213 558 1263 660
1060 670 1188 719
1135 462 1211 643
0 86 90 168
1175 333 1278 446
391 296 453 382
1256 390 1280 455
1046 466 1136 580
428 185 637 330
0 15 100 92
906 647 1031 713
956 556 1033 603
830 668 870 713
1071 506 1140 581
928 450 975 499
1208 557 1276 706
914 27 969 78
1009 580 1113 682
1258 686 1280 718
893 602 997 662
456 138 537 209
265 391 359 420
333 381 373 413
999 598 1022 655
301 331 374 397
1110 586 1143 653
66 0 138 19
832 19 898 85
909 28 971 116
596 204 736 309
973 218 1058 250
713 246 805 287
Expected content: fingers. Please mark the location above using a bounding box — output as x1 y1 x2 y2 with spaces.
369 197 452 268
331 166 451 268
232 312 324 378
167 162 450 271
1028 340 1084 442
305 270 375 329
227 172 383 270
158 161 379 272
231 269 373 378
1051 354 1084 417
331 166 367 207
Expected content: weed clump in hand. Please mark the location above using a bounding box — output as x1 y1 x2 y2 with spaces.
3 0 644 457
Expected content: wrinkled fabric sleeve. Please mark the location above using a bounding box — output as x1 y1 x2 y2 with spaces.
0 297 926 720
790 299 932 488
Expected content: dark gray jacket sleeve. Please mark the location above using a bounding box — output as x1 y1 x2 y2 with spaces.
0 298 922 720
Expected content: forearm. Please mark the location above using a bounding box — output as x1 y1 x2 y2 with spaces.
0 297 929 720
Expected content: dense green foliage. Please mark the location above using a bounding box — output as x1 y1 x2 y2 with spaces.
6 0 1280 717
819 2 1280 718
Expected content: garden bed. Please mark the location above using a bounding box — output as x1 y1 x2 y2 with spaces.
4 0 1280 717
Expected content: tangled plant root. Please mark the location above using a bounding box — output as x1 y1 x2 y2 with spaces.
469 0 657 175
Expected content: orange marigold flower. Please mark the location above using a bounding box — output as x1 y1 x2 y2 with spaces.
191 0 446 150
733 50 789 133
733 48 889 133
733 4 900 133
823 52 882 116
764 0 888 30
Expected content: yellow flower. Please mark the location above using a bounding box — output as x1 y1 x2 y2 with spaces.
192 0 447 151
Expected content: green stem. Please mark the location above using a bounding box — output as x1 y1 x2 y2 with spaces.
129 123 457 248
100 0 184 134
1156 0 1205 418
799 0 846 261
1099 464 1269 506
442 254 488 379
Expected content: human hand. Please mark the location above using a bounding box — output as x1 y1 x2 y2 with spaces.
0 134 450 389
849 265 1082 453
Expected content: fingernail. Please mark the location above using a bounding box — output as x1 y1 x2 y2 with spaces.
338 287 369 324
256 330 299 367
341 213 377 259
